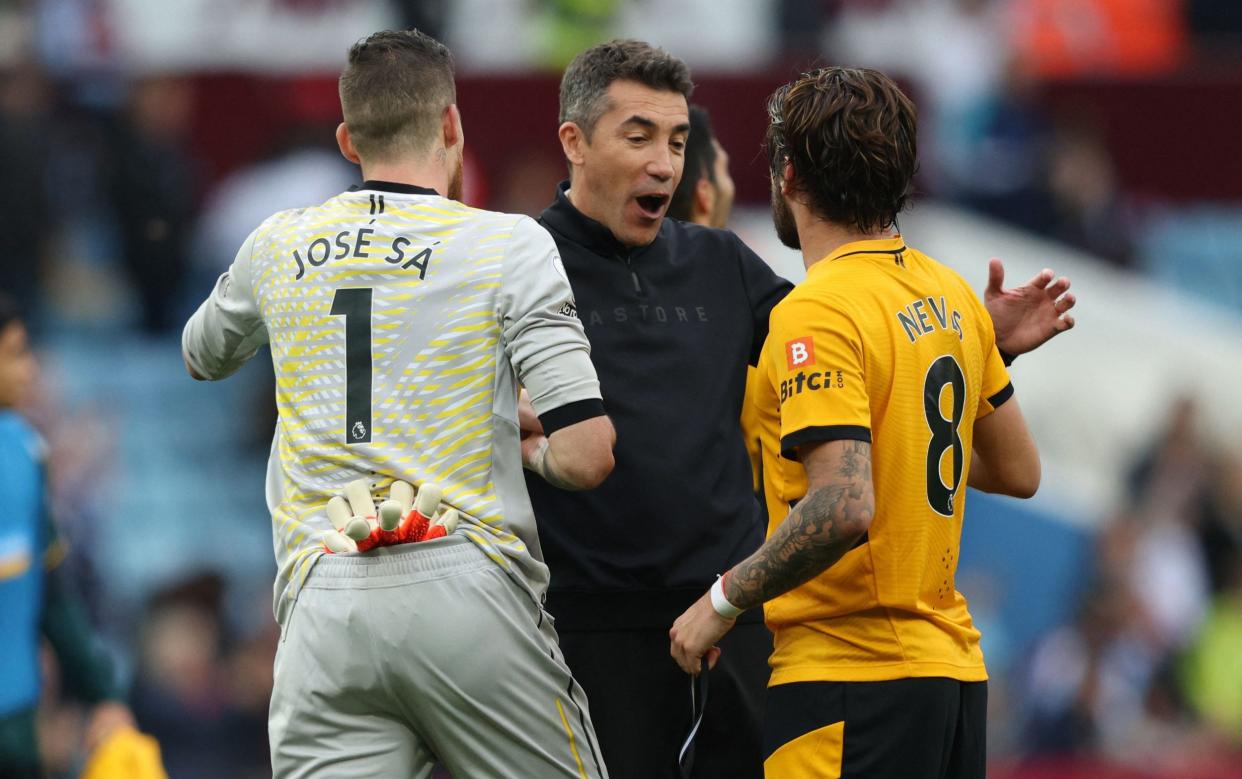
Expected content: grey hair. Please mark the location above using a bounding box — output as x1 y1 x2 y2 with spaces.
559 39 693 138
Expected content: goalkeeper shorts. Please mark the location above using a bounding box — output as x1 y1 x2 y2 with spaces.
269 535 607 779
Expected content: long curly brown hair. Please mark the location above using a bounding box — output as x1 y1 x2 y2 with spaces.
766 67 918 234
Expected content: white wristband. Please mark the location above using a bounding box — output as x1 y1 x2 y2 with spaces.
710 575 744 619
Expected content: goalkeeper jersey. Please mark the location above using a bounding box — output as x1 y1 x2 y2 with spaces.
183 181 603 626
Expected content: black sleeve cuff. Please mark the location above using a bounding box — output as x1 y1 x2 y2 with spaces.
538 398 607 436
780 425 871 460
988 382 1014 410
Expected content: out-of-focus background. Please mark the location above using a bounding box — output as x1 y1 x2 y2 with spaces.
2 1 1241 776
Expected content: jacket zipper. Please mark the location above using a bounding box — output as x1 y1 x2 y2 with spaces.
621 253 643 294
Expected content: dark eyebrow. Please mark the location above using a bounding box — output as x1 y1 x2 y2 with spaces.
620 115 658 130
619 116 692 135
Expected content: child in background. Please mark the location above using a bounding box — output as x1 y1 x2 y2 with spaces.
0 294 135 777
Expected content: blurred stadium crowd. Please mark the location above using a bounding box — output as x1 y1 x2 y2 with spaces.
1 1 1241 777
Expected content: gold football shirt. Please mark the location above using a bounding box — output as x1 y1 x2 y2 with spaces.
752 236 1012 684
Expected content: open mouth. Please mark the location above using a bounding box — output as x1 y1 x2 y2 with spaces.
635 194 669 219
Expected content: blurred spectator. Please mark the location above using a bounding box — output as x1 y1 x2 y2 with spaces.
827 0 1011 186
826 1 1057 234
0 58 55 323
1023 574 1158 758
952 62 1056 235
1125 397 1214 649
30 0 118 90
104 75 199 333
1127 399 1212 506
129 573 270 779
1018 392 1242 770
1125 508 1210 652
824 0 1192 271
1045 118 1134 267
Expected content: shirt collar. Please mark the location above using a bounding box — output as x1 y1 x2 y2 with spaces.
349 180 442 197
808 236 908 277
540 180 648 258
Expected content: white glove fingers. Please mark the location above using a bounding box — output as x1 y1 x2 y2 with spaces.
345 516 373 541
344 478 376 519
434 509 460 533
389 481 415 513
323 530 358 553
378 500 403 531
415 483 442 517
326 496 352 532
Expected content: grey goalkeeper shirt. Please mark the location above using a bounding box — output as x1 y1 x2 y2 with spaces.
183 180 604 626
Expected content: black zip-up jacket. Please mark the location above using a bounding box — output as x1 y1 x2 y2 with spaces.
527 183 793 630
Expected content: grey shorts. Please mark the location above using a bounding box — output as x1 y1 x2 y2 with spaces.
269 536 607 778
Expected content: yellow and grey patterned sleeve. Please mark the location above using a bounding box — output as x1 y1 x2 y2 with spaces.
499 217 604 434
182 227 269 380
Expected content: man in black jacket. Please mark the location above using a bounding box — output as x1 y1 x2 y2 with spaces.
522 41 784 779
523 40 1076 778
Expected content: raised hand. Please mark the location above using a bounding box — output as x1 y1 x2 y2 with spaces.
984 259 1076 357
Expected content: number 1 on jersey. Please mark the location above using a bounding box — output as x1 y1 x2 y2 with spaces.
330 288 373 444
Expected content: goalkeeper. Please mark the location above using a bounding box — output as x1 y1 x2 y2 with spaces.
182 29 616 779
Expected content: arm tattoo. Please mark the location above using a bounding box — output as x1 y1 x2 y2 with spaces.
530 438 583 491
726 441 874 611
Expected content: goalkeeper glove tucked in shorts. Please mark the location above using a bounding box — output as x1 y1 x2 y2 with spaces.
320 478 460 554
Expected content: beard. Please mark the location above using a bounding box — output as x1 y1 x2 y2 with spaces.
770 185 800 250
447 154 464 202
